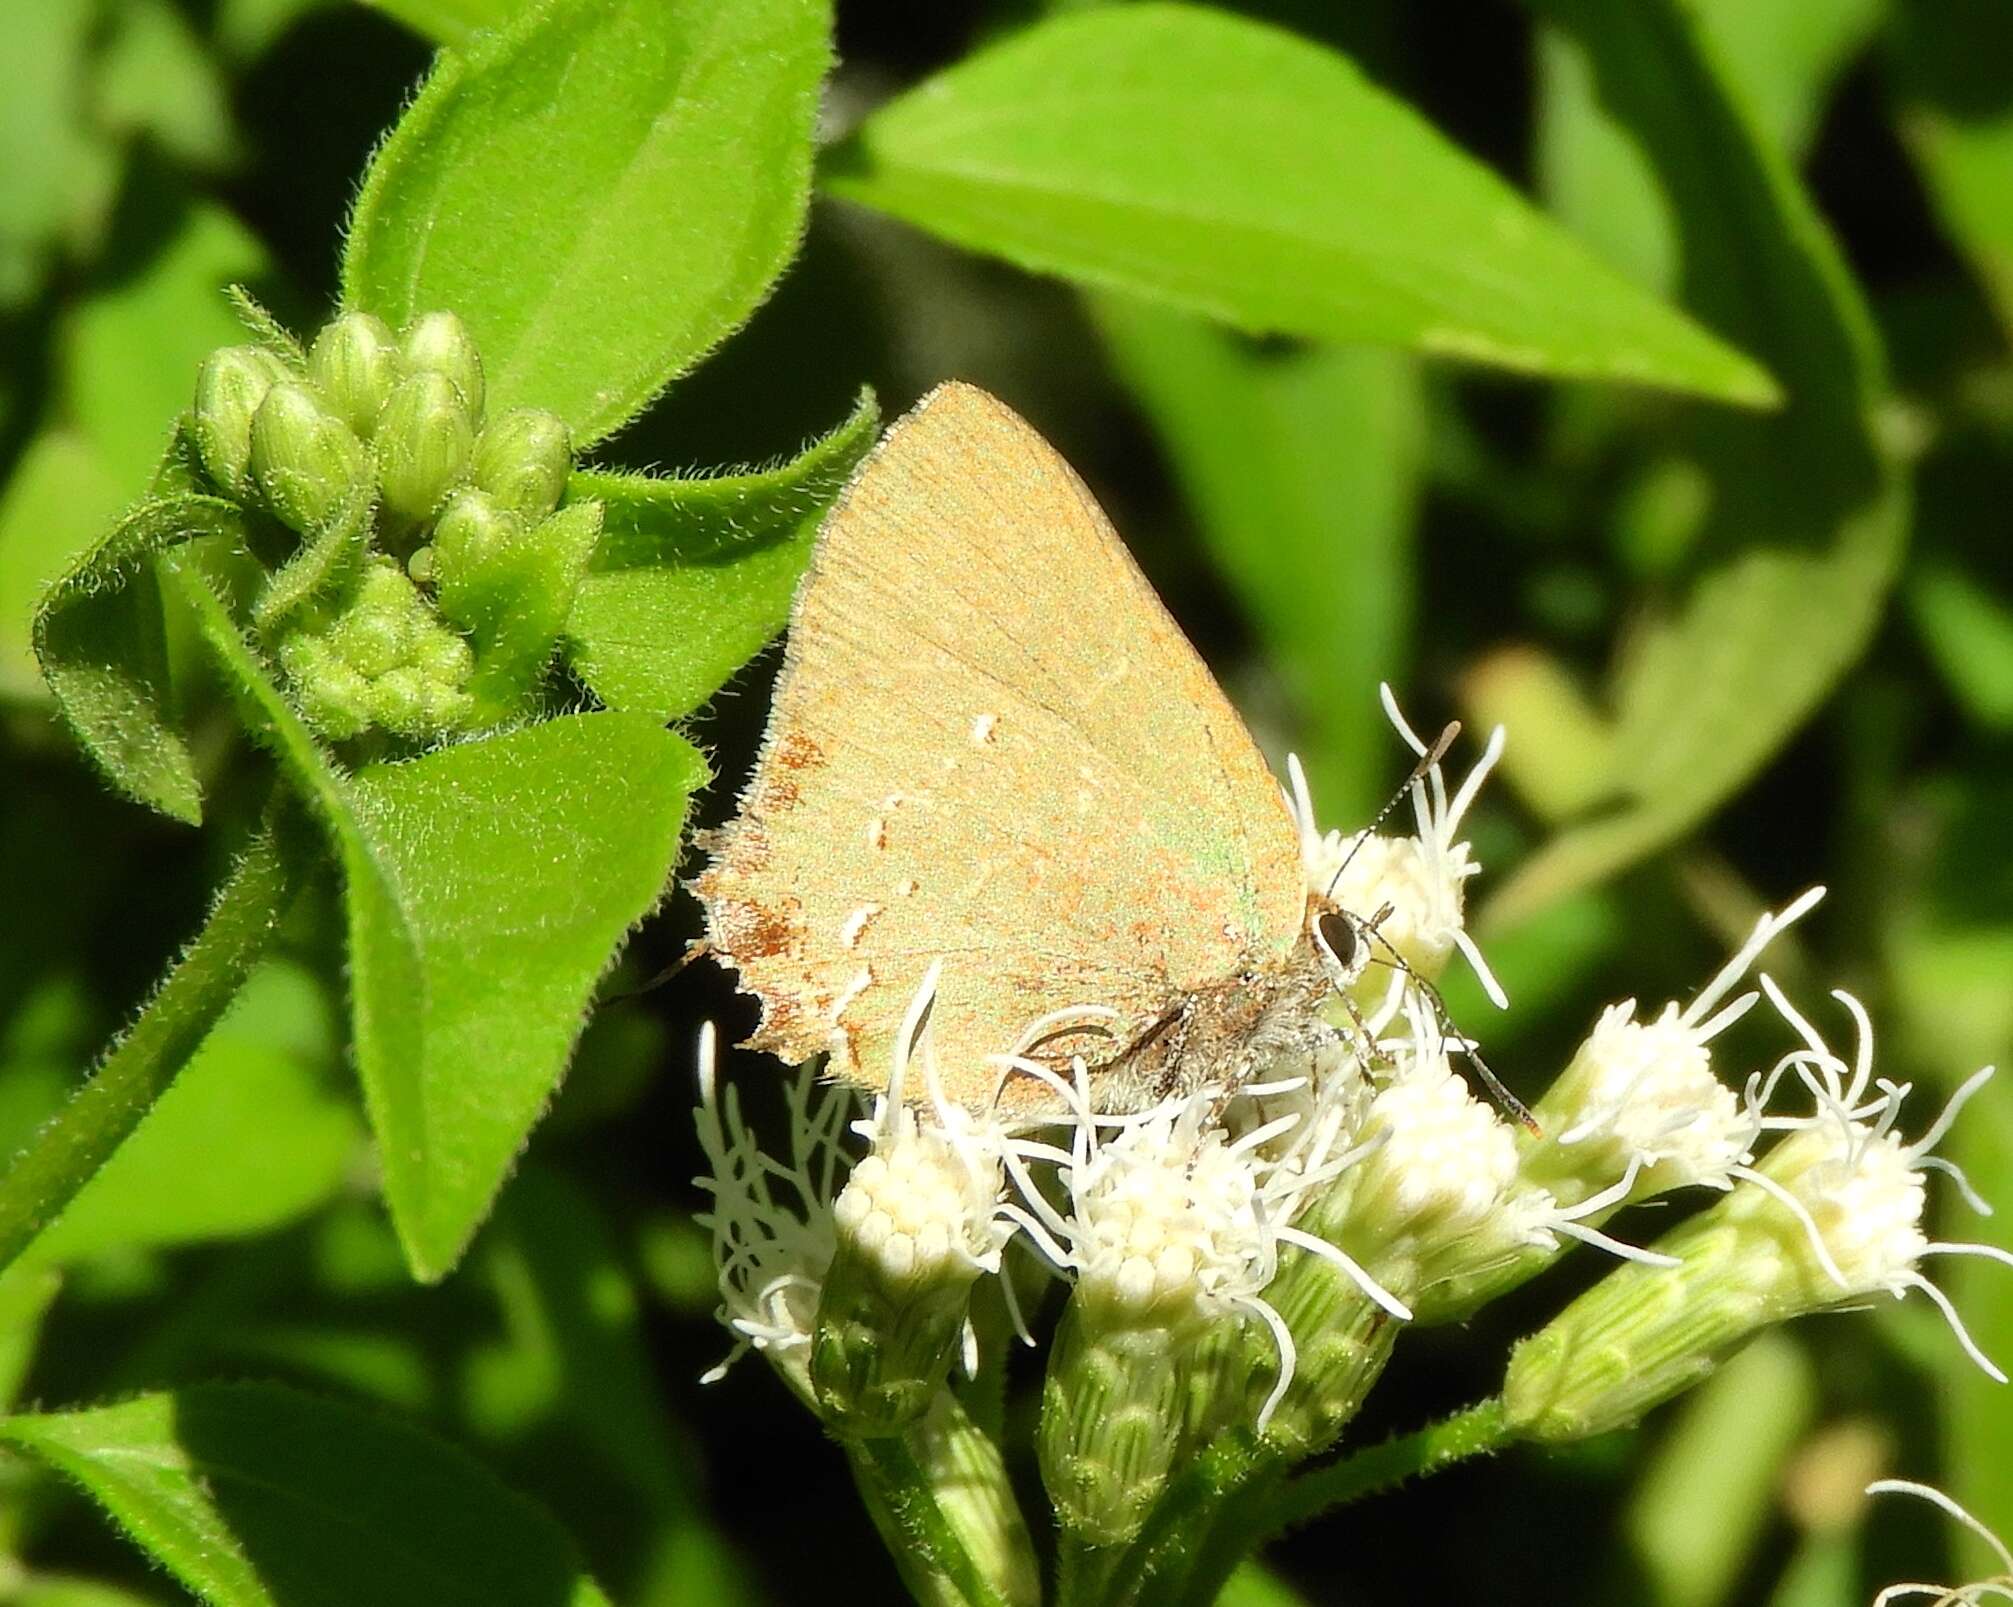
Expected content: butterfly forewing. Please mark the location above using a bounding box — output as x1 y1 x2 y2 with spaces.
696 383 1304 1112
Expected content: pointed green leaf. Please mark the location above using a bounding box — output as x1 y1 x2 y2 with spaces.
165 558 705 1279
1481 0 1908 930
565 387 878 719
823 4 1777 405
1091 298 1423 823
34 493 248 824
0 1383 615 1606
346 714 703 1278
342 0 833 445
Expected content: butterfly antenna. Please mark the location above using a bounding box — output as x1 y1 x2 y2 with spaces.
610 940 714 1001
1323 722 1461 902
1361 925 1541 1136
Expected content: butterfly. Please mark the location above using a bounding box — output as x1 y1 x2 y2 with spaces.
696 382 1421 1119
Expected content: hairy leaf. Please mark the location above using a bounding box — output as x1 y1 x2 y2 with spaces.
34 493 248 824
0 1383 614 1606
565 387 878 719
342 0 832 444
168 558 703 1279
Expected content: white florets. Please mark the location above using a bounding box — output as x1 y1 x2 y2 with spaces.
1740 981 2009 1379
693 1022 850 1397
1286 686 1507 1007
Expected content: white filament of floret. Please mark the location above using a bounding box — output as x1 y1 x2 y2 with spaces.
1869 1479 2013 1605
1734 982 2009 1382
997 1060 1402 1433
1555 887 1827 1187
693 1022 852 1389
839 963 1018 1318
1284 685 1507 1009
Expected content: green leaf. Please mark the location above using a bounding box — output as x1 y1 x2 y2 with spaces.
1908 562 2013 729
0 0 120 309
822 4 1777 405
1893 0 2013 340
1481 0 1907 930
34 492 249 824
342 0 833 445
0 430 125 703
0 1383 615 1606
1091 298 1423 823
359 0 526 48
27 963 359 1264
167 558 705 1279
1537 0 1882 296
565 387 878 719
94 0 236 170
0 1263 62 1410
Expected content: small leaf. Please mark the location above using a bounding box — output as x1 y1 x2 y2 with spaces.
1909 562 2013 730
27 963 360 1265
823 4 1778 405
0 1383 615 1606
1481 0 1908 929
1092 298 1424 824
342 0 833 445
34 493 249 824
565 387 878 719
165 559 705 1279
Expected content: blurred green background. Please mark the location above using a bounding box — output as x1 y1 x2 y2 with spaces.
2 0 2010 1602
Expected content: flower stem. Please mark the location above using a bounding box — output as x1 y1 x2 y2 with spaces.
0 807 309 1273
1266 1398 1511 1535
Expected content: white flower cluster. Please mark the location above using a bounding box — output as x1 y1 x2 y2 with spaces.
694 691 2007 1447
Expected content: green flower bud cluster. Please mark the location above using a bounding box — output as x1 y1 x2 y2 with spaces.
187 304 589 743
277 560 475 740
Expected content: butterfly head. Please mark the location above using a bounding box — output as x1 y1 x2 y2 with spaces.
1307 896 1377 998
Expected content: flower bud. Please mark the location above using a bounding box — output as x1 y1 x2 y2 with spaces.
472 408 572 520
193 344 291 499
250 382 368 534
812 1136 998 1436
277 630 372 742
373 371 475 525
436 496 602 719
401 311 485 420
307 312 403 439
1040 1303 1187 1546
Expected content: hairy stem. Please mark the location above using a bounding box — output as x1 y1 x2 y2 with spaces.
1267 1398 1512 1535
0 808 309 1273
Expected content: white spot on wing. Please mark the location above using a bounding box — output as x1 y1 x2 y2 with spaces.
895 878 919 897
971 713 998 745
866 817 887 850
840 903 881 950
830 966 873 1023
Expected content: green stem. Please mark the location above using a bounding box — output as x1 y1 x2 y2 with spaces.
0 809 308 1274
1055 1536 1122 1607
1266 1398 1511 1537
847 1434 1014 1607
1108 1433 1279 1607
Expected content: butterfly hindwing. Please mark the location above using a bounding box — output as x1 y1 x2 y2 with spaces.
696 383 1305 1112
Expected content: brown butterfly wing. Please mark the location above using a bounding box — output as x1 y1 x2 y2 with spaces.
695 383 1304 1113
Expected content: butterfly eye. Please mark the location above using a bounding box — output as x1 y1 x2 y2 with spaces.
1315 909 1358 976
